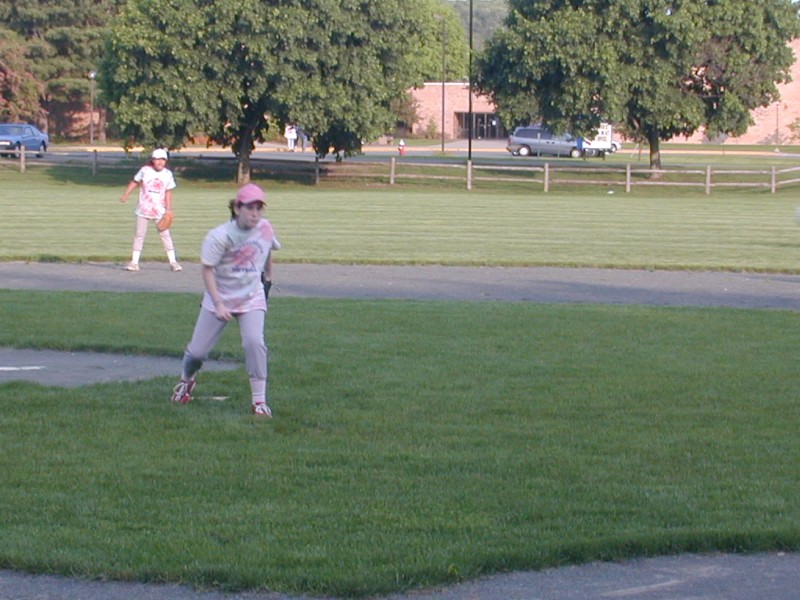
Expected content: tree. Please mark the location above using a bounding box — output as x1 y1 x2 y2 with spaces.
103 0 442 183
0 28 45 124
0 0 122 137
476 0 800 169
417 2 469 81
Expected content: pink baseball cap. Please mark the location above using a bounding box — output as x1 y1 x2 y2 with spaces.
236 183 265 205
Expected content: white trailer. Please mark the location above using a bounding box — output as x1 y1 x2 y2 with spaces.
579 123 615 157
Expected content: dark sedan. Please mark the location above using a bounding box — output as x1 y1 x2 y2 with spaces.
0 123 49 157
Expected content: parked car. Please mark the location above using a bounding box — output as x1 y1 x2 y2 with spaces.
0 123 49 157
506 125 583 158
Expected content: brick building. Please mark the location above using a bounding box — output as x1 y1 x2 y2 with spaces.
410 39 800 145
409 81 505 140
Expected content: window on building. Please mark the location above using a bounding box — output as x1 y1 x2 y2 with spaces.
456 113 507 139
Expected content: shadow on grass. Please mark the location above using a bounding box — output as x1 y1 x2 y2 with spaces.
36 155 345 187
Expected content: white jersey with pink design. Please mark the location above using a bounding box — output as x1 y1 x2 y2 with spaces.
200 219 281 313
133 165 177 219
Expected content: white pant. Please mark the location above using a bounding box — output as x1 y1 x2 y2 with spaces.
182 308 268 384
132 215 175 253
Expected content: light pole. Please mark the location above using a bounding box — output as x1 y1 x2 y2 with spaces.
468 0 473 161
88 71 97 144
441 17 447 154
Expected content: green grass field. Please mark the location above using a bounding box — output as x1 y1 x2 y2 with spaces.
2 291 799 597
1 158 799 597
1 163 800 271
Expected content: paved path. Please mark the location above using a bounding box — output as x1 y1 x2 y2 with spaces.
1 260 799 600
2 260 799 309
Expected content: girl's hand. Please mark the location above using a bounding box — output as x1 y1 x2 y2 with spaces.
214 301 232 322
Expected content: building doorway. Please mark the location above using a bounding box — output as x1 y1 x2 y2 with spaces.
456 112 507 139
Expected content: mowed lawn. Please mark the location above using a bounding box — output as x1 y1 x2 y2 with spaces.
1 163 799 271
1 163 799 597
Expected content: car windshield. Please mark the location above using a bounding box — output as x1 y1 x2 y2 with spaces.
0 125 24 136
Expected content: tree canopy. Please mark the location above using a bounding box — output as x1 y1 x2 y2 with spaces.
0 0 121 136
417 2 469 81
476 0 800 168
102 0 452 182
0 28 44 123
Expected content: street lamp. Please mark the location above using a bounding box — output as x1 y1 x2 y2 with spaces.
440 17 447 154
468 0 473 161
88 71 96 144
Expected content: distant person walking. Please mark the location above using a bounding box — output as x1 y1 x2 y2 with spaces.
119 148 181 272
284 124 297 151
297 125 309 152
171 183 281 417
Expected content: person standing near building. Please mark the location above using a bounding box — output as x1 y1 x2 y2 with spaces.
284 124 297 151
171 183 281 417
119 148 181 271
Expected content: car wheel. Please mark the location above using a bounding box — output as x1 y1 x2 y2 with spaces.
570 148 582 159
36 142 46 158
518 146 531 157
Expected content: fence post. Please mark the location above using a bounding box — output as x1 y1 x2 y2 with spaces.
705 165 711 195
92 149 98 176
467 160 472 190
19 145 26 173
544 163 549 193
625 164 631 193
771 166 776 194
390 157 396 185
315 156 320 185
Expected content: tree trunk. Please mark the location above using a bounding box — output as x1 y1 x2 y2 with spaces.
99 108 107 143
647 129 662 176
236 126 253 184
237 150 251 185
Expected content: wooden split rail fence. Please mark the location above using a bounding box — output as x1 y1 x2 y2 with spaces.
7 149 800 193
324 158 800 194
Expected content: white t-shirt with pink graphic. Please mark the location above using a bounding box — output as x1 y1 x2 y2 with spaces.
200 219 281 313
133 165 176 219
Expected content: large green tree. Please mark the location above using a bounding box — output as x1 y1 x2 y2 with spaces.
0 28 44 123
417 1 469 81
0 0 121 137
477 0 800 169
102 0 447 182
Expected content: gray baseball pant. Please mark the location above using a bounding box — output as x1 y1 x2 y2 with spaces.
182 308 268 387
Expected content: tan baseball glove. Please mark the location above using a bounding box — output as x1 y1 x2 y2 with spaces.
156 210 174 232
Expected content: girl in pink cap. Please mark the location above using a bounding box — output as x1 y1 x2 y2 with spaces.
119 148 181 271
171 183 281 417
